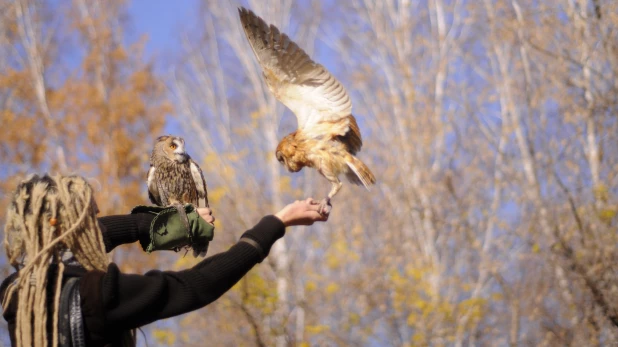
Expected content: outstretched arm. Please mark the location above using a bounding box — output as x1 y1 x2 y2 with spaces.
80 199 327 341
99 216 284 330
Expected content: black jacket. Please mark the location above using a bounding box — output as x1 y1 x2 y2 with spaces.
1 214 286 346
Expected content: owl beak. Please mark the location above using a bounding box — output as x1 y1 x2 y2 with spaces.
174 152 188 163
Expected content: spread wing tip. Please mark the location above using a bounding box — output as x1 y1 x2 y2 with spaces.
238 6 250 18
238 7 264 45
238 6 260 26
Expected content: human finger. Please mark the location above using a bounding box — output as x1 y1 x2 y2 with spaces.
197 207 211 215
312 209 329 220
307 202 322 213
306 210 328 223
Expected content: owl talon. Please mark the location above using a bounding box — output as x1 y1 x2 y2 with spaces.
318 198 332 216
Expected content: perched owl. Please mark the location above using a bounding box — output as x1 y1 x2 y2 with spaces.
148 135 209 256
238 7 376 214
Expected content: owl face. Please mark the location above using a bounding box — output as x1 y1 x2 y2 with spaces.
154 135 189 163
276 134 302 172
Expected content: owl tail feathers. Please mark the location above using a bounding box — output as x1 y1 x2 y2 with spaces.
346 157 376 190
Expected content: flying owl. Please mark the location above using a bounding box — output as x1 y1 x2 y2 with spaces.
238 7 376 214
148 135 209 256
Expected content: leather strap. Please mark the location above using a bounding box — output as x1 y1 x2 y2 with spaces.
58 277 86 347
58 278 73 347
69 278 86 347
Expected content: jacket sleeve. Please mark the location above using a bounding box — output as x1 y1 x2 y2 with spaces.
98 214 154 252
81 215 285 333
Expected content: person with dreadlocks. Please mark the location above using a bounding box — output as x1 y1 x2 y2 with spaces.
1 174 328 346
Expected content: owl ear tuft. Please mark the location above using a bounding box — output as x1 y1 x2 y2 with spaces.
156 135 170 143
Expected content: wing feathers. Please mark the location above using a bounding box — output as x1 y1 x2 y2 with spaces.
346 157 376 190
147 166 162 205
343 115 363 154
238 7 353 135
189 159 209 208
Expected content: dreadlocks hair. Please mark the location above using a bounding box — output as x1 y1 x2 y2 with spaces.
2 174 109 347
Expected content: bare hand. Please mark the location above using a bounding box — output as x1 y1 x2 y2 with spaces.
197 207 215 226
274 198 329 227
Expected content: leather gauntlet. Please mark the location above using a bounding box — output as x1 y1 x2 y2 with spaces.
130 204 214 254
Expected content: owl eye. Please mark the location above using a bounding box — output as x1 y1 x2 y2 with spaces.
170 144 177 150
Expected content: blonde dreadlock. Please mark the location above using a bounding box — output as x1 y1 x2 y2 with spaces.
2 174 109 347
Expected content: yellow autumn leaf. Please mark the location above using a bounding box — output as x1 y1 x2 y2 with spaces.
208 186 227 205
326 283 340 295
305 281 317 292
305 324 330 334
153 329 176 345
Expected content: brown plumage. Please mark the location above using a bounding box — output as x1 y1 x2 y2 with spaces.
148 135 208 208
239 7 376 213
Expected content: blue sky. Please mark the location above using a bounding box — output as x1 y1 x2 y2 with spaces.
126 0 201 134
127 0 197 61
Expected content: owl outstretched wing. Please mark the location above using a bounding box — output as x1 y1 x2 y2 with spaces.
189 159 209 208
238 7 360 151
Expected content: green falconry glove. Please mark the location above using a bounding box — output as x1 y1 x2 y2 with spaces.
130 204 214 254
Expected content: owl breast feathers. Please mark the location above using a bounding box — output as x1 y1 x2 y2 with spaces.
239 7 376 205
